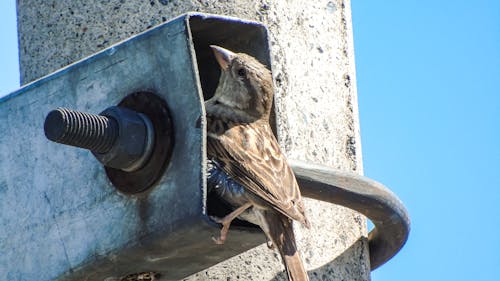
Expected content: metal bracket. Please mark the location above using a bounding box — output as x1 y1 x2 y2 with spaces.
289 160 410 270
0 12 409 280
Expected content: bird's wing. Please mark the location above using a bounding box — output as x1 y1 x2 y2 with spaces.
207 120 308 225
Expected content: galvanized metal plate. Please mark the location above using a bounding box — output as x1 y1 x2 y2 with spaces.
0 13 269 281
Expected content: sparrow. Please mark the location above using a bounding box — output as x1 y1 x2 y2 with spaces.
206 45 310 281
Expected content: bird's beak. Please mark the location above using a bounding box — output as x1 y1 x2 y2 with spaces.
210 45 236 71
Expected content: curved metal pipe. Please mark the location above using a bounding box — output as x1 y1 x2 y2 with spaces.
289 159 410 270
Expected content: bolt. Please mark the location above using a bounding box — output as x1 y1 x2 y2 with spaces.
44 108 118 154
44 106 155 172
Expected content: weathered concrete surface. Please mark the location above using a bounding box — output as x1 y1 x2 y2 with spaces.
17 0 368 280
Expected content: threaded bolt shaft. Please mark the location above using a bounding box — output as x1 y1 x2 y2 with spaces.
44 108 118 154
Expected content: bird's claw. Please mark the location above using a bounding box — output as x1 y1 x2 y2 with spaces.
210 216 229 244
211 236 225 245
210 215 223 224
266 240 274 249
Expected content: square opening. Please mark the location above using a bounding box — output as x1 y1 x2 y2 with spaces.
189 15 277 228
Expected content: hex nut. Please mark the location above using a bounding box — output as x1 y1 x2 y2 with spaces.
92 106 153 171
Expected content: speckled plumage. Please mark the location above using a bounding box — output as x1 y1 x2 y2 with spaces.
206 46 309 281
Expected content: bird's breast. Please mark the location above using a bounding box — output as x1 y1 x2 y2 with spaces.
207 159 249 207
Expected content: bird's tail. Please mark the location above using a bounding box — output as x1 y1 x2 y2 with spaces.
264 212 309 281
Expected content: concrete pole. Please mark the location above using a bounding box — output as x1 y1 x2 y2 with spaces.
17 1 368 280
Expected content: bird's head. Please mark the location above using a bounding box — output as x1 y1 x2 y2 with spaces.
206 45 273 122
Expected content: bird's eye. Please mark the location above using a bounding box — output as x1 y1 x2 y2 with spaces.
237 68 246 77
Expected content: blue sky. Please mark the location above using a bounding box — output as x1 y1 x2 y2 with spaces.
352 1 500 280
1 1 499 281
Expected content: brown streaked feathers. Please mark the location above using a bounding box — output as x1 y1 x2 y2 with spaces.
206 45 309 281
207 120 309 226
